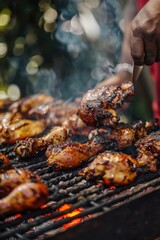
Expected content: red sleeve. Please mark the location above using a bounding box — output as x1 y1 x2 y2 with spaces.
150 64 160 122
135 0 160 122
136 0 148 10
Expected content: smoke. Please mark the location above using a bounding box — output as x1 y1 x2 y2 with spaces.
15 0 123 100
27 69 57 96
49 0 123 99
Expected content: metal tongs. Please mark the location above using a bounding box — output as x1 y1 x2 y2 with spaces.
132 65 143 84
127 64 143 102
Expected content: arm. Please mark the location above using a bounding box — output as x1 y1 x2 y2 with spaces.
96 0 138 88
131 0 160 65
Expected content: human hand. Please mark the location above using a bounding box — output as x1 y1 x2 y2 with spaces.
130 0 160 65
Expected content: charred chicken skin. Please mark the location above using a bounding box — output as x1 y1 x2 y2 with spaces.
9 93 54 115
62 114 94 136
88 120 159 150
81 151 137 186
15 126 69 158
28 100 79 126
18 96 91 135
0 169 40 198
46 119 158 171
46 138 105 171
77 81 134 127
0 182 49 215
135 130 160 172
0 153 12 173
28 99 64 118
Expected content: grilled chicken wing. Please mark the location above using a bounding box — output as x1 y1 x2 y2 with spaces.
0 153 12 173
135 130 160 172
15 126 69 158
77 82 134 127
0 119 46 143
0 182 48 215
0 169 40 198
9 93 54 115
46 138 105 170
81 151 137 186
88 120 159 150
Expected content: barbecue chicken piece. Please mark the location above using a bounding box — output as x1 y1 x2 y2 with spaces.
88 120 159 150
9 93 54 115
62 114 94 136
28 99 64 118
15 126 69 158
135 130 160 172
46 101 80 126
29 99 94 136
0 182 49 215
0 169 40 198
28 100 79 126
81 151 137 186
77 81 134 127
46 119 155 171
46 137 106 170
0 118 46 143
0 112 23 130
0 153 12 173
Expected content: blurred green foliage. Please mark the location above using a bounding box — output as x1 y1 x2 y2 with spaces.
0 0 58 96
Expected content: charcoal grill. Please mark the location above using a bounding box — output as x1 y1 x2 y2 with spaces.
0 142 160 240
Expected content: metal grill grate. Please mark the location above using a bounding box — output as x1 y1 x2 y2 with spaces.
1 143 160 240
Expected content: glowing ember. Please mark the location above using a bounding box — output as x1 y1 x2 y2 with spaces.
14 214 22 219
40 204 51 217
56 204 84 229
5 213 22 222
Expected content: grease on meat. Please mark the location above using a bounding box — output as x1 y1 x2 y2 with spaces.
136 130 160 172
81 151 137 186
46 138 105 171
0 169 40 198
0 182 49 215
15 126 69 158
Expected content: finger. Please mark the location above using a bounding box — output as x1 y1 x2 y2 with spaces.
144 39 157 65
130 32 145 65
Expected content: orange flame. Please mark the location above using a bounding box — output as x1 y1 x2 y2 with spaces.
56 204 84 229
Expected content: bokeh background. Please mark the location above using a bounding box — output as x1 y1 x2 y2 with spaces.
0 0 124 98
